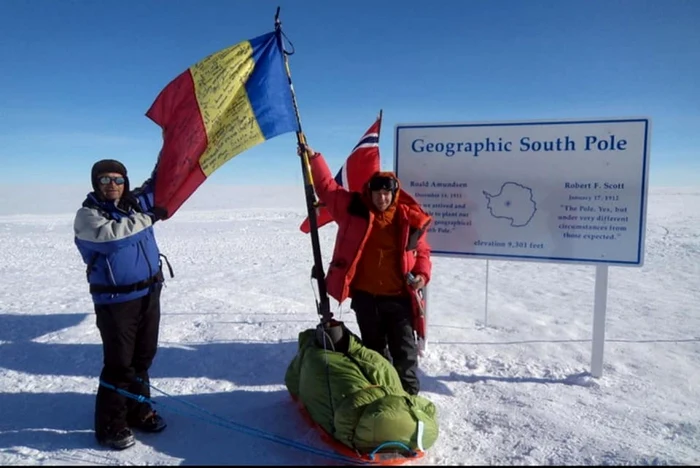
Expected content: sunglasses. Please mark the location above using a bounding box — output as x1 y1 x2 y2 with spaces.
368 176 397 192
99 176 125 185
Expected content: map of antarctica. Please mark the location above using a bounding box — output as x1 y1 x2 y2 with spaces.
483 182 537 227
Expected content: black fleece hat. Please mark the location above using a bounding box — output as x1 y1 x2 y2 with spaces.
91 159 129 192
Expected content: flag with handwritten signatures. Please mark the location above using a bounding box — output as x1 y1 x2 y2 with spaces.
299 114 382 233
146 30 298 219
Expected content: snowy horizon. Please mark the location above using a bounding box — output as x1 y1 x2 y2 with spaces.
1 183 698 217
0 185 698 465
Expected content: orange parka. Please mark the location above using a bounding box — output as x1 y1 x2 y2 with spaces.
309 152 432 332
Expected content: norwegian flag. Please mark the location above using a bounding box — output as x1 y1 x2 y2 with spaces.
299 112 382 233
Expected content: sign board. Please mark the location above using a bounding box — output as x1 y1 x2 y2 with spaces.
394 118 651 266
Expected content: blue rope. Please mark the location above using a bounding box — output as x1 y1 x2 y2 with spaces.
99 379 367 465
367 441 417 460
146 379 419 463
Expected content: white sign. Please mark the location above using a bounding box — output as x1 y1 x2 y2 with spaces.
394 117 651 266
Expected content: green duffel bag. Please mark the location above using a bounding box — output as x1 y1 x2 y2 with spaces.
285 324 439 455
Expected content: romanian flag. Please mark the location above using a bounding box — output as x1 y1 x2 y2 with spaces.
146 30 299 219
299 114 382 233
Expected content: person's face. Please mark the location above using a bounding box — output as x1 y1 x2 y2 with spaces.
371 189 393 212
97 172 125 201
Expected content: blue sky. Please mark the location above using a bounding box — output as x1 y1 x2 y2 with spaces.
0 0 698 188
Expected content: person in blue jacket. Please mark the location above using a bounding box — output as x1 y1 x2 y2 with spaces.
74 159 172 450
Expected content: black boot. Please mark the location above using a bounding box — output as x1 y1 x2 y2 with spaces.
128 410 167 433
96 426 135 450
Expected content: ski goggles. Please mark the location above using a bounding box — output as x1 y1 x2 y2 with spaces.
98 176 126 185
368 176 398 192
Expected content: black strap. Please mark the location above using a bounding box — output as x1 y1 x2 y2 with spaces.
159 253 174 278
90 270 164 294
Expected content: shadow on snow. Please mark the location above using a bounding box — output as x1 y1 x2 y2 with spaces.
0 312 300 387
0 313 350 465
0 390 333 465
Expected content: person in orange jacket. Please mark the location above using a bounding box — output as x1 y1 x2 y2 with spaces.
299 144 433 395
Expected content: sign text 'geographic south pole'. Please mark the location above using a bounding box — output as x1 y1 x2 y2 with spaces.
394 118 651 266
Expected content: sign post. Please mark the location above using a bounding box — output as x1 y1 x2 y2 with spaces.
591 264 609 377
394 117 651 377
484 260 490 327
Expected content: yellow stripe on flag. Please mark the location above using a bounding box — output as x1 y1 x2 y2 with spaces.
145 29 298 218
190 41 266 177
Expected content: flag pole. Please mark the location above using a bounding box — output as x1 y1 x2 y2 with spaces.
274 7 332 325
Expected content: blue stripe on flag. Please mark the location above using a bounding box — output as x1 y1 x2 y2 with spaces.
334 167 344 187
352 135 379 150
246 31 299 140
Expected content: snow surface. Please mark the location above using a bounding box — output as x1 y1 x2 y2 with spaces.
0 184 699 465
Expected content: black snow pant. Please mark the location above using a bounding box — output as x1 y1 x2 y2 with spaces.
350 289 420 395
94 286 161 436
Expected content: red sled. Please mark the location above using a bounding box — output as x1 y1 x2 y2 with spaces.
290 395 425 466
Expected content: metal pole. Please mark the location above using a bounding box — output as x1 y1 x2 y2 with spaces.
484 260 490 327
274 8 332 324
422 285 429 353
591 265 609 377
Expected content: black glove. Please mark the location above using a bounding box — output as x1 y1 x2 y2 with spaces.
117 193 140 212
148 206 168 223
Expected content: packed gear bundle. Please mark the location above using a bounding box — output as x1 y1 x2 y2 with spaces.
285 321 439 463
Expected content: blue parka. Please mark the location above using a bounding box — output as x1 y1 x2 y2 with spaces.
74 179 168 305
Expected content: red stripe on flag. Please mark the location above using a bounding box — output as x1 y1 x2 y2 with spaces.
299 205 334 234
146 70 209 218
